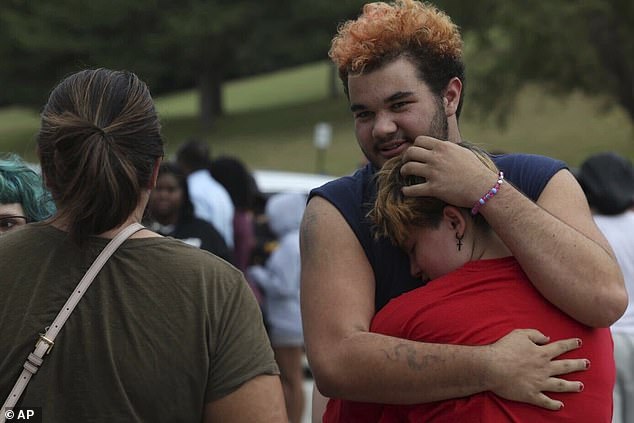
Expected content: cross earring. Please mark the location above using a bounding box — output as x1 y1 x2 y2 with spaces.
455 232 464 251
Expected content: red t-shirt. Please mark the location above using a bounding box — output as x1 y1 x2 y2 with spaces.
325 257 614 422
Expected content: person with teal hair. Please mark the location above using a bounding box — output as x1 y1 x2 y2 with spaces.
0 153 55 233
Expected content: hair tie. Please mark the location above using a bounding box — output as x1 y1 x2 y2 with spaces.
93 125 107 137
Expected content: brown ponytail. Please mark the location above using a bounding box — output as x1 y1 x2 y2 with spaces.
37 69 163 244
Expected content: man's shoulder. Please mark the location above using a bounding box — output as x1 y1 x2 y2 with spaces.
492 152 566 169
309 163 375 202
136 234 224 266
492 152 567 201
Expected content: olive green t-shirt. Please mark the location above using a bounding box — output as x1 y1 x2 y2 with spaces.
0 223 278 422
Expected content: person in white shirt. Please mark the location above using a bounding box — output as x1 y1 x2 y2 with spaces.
176 139 235 249
577 152 634 423
249 193 306 423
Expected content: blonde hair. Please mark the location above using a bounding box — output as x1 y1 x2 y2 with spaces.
370 142 497 248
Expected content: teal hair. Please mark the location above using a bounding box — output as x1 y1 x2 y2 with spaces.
0 153 56 222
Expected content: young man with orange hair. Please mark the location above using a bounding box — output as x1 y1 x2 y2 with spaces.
300 0 625 418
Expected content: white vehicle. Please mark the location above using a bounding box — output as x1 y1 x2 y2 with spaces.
252 169 335 196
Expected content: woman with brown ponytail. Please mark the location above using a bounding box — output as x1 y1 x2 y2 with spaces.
0 69 286 422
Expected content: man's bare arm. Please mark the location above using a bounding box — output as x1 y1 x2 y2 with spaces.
400 137 628 327
485 169 626 327
203 375 287 422
300 196 587 408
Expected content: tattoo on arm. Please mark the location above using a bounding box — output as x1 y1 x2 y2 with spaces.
381 344 443 371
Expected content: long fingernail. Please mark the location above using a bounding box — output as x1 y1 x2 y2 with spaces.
585 359 591 369
559 403 564 410
579 382 584 392
576 338 582 347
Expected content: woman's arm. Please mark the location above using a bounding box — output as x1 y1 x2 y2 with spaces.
204 375 287 422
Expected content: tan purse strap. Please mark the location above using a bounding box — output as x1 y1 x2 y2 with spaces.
1 223 145 418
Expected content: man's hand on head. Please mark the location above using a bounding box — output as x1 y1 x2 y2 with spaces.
399 136 498 207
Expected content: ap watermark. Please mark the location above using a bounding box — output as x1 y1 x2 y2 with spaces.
3 408 42 422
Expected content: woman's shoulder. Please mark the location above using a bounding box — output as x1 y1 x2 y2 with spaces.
132 234 234 267
0 222 56 251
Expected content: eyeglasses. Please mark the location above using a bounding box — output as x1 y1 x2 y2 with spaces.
0 215 28 233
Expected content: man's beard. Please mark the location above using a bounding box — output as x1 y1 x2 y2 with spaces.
428 97 449 141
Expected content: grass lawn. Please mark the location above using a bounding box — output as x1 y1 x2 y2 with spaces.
1 61 632 176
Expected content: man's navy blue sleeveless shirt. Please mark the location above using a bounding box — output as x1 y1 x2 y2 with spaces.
309 153 567 312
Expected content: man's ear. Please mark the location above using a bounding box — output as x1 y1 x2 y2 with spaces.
442 77 462 117
442 205 467 236
148 157 162 189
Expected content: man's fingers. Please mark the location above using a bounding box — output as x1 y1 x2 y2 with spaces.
411 135 441 149
549 358 589 377
400 148 430 168
533 393 564 411
542 337 582 358
519 328 550 345
543 377 585 393
401 184 428 197
400 161 432 197
401 135 444 163
399 160 427 177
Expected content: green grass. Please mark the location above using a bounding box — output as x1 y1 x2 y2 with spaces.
224 62 337 113
155 61 338 118
461 90 634 167
1 61 632 176
0 107 42 159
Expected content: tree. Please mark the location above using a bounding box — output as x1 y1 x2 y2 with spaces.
233 0 365 98
156 0 273 129
0 0 169 105
438 0 634 126
0 0 259 129
0 0 365 128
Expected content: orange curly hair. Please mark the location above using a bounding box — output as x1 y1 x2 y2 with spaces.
329 0 466 115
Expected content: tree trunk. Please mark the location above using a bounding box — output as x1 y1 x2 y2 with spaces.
199 72 224 131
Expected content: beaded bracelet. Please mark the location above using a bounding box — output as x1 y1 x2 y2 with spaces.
471 171 504 215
